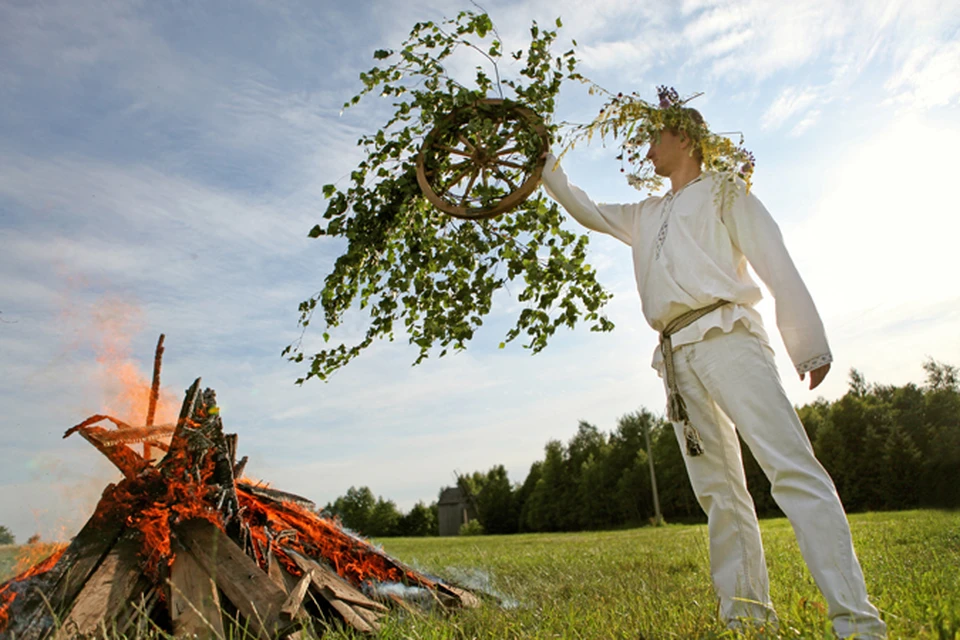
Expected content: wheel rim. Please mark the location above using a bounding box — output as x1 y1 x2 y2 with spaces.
416 99 549 220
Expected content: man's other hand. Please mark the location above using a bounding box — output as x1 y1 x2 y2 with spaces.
800 363 831 390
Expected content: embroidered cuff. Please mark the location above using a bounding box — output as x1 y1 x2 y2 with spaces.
796 352 833 375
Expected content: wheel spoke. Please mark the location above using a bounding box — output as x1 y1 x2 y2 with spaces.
496 159 525 170
458 133 476 153
495 146 519 157
492 166 519 192
437 145 472 157
460 168 481 208
442 163 474 197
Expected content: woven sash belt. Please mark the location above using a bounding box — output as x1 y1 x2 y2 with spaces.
660 299 730 456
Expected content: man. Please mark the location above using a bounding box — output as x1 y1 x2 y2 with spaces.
539 111 887 639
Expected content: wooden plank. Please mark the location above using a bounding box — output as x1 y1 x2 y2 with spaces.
286 551 388 612
321 594 375 633
115 586 159 637
352 604 383 630
5 495 128 640
280 572 312 620
266 550 289 591
169 543 225 639
438 582 482 609
287 552 382 632
176 519 286 640
53 533 146 639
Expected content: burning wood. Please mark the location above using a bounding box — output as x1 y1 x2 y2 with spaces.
0 338 479 638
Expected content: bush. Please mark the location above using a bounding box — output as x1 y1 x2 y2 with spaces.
459 520 485 536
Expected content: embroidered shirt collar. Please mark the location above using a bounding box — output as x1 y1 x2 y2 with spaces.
664 172 706 200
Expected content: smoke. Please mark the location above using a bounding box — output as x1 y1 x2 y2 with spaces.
440 566 521 610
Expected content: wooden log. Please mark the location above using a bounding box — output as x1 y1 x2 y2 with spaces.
237 483 316 511
162 378 202 468
53 533 146 639
233 455 249 479
176 519 286 640
145 333 165 462
73 426 150 480
437 582 482 609
266 550 296 592
225 433 238 469
286 550 388 613
280 572 312 621
5 491 129 640
169 542 225 639
287 551 384 633
321 595 375 634
115 585 159 638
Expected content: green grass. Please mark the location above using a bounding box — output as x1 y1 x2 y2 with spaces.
360 510 960 640
0 544 19 582
3 510 958 638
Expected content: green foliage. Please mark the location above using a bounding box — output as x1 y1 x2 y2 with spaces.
809 363 960 512
324 487 437 537
0 525 13 545
289 10 612 382
560 85 756 196
458 519 484 536
442 358 960 535
396 501 438 537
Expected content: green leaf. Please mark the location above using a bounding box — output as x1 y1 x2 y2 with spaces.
288 10 610 383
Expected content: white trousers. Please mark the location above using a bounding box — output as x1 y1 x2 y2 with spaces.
666 324 886 639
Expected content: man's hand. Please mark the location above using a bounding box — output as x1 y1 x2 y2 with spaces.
800 363 831 390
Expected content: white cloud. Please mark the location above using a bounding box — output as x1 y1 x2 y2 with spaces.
885 40 960 109
782 113 960 395
761 86 821 130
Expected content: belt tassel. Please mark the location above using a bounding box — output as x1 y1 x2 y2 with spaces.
660 300 729 457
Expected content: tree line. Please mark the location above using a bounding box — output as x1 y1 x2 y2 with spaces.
322 359 959 536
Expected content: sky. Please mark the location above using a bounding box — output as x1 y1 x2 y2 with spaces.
1 0 959 542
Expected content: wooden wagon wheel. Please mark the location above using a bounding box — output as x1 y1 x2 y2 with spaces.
416 98 549 220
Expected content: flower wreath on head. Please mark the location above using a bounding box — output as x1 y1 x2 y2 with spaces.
559 84 757 205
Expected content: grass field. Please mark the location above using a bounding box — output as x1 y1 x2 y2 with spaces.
2 510 958 638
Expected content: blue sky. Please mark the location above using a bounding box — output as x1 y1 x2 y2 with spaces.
1 0 958 542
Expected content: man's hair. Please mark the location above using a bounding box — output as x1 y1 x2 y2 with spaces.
667 107 705 164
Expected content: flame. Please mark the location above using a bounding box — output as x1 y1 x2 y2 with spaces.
90 299 177 426
11 541 68 577
238 489 403 586
0 545 67 632
99 446 221 576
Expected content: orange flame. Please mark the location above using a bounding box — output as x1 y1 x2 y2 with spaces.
90 299 177 426
238 490 403 586
0 545 67 632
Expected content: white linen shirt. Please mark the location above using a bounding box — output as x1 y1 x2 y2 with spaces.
541 154 832 376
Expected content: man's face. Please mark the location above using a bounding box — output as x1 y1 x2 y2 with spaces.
645 130 687 177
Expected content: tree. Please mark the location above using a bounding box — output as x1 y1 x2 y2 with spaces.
367 497 402 537
0 525 14 545
397 501 438 537
324 486 376 534
923 358 959 392
474 465 519 534
287 11 612 382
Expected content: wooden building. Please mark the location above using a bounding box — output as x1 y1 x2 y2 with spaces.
437 486 476 536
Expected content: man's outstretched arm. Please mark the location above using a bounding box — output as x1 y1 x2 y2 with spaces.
540 154 636 245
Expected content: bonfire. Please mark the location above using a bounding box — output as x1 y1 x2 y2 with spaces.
0 335 478 639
